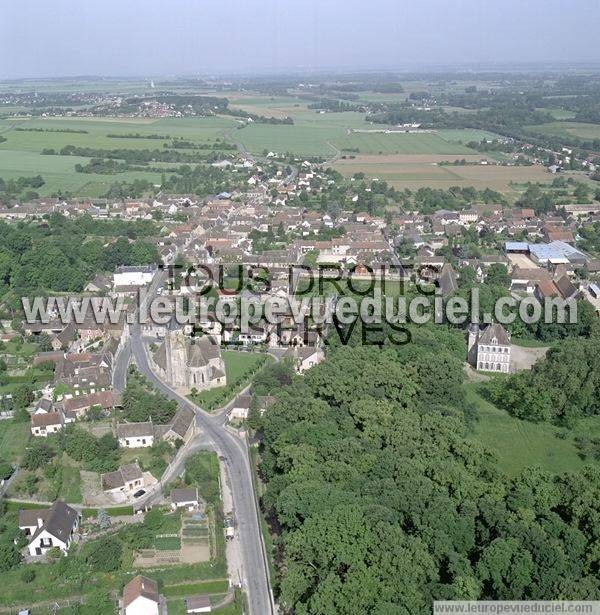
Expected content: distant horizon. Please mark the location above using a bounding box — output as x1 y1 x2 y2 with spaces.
3 60 600 83
2 0 600 80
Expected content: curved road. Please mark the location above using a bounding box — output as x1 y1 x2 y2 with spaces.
129 322 274 615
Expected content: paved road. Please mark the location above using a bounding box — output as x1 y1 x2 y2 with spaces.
112 339 130 392
130 322 274 615
113 272 166 393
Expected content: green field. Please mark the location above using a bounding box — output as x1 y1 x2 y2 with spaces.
536 108 577 120
0 115 238 197
233 111 366 157
435 128 500 143
525 121 600 141
335 131 477 155
234 109 486 157
467 385 599 476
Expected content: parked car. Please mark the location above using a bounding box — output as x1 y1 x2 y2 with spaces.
133 489 146 498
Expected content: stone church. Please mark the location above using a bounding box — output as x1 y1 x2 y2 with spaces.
153 330 226 392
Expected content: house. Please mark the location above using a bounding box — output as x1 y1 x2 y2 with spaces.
229 395 252 420
468 324 511 374
186 594 212 613
543 225 575 244
170 487 202 511
19 501 80 556
34 398 54 414
283 346 325 373
534 280 560 302
117 422 155 448
554 275 578 300
161 406 196 444
122 575 160 615
510 267 551 294
60 390 121 420
101 463 145 495
31 411 65 437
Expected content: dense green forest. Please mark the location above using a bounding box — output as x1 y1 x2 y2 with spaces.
253 331 600 614
487 330 600 426
0 214 159 307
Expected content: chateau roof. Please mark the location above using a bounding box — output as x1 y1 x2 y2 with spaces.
478 324 510 346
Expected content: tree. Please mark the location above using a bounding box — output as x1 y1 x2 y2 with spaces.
22 440 54 470
0 460 13 480
12 384 34 410
84 536 122 572
20 567 36 583
0 542 19 572
254 338 600 612
485 264 510 287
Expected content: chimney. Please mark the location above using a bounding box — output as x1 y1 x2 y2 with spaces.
37 516 44 529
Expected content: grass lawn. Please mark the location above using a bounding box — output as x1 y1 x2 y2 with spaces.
190 351 270 411
0 420 31 464
466 384 596 476
2 340 38 358
58 460 83 503
119 446 155 467
163 579 229 597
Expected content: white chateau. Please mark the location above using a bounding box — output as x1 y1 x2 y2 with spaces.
152 330 226 392
468 323 512 373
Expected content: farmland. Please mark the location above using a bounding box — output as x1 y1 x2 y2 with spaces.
234 110 494 157
525 120 600 140
0 83 593 200
333 154 554 193
0 115 238 197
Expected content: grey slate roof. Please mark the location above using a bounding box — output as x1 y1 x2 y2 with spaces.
102 462 143 490
170 487 198 504
478 324 511 346
117 421 154 439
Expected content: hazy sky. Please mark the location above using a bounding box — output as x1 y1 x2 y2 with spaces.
1 0 599 78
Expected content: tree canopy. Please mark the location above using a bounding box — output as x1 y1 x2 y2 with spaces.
256 337 600 613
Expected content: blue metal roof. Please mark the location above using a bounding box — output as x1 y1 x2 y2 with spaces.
528 241 586 262
505 241 529 252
